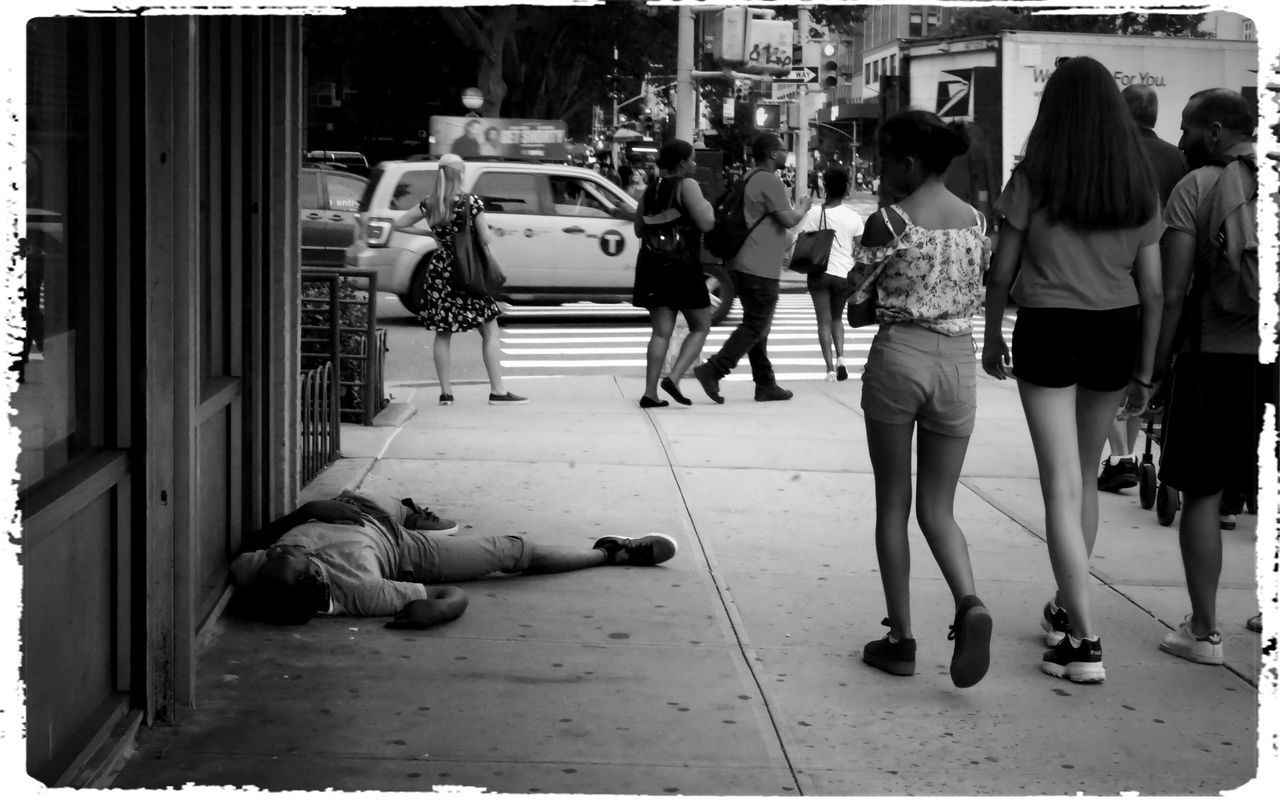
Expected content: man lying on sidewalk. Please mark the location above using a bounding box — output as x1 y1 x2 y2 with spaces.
229 491 677 628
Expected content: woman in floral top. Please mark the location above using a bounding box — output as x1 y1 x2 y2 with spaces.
393 154 526 406
846 110 992 688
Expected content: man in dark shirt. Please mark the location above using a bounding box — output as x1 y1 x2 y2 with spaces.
1097 84 1188 493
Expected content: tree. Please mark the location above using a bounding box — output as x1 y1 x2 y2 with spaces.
931 6 1209 39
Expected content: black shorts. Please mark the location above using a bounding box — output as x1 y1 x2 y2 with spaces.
1011 306 1139 392
807 272 852 319
1158 353 1275 497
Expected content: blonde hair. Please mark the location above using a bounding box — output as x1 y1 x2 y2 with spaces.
426 158 466 227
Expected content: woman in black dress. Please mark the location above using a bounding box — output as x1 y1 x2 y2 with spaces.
633 139 715 408
392 153 526 406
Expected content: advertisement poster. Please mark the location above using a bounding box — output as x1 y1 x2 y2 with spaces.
430 116 569 161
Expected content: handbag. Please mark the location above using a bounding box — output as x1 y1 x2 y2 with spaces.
788 206 836 275
640 178 685 259
450 195 506 297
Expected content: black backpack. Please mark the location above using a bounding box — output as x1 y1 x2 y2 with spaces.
705 169 768 259
639 178 686 259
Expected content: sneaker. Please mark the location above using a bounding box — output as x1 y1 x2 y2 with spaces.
1159 616 1224 665
405 506 458 534
488 391 528 405
1097 457 1139 492
948 595 993 688
1220 514 1238 531
1247 613 1262 633
1041 635 1106 683
691 363 724 404
593 534 677 566
754 382 793 402
1041 600 1071 646
836 359 849 381
825 370 837 383
439 393 454 406
862 620 917 677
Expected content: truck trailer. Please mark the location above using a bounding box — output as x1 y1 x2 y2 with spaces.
899 30 1259 218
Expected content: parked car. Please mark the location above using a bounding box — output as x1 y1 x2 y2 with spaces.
344 157 736 324
304 149 371 176
300 165 368 267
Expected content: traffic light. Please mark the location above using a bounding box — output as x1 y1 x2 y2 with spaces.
818 42 839 97
754 103 782 130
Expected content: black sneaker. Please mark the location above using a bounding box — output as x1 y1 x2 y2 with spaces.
439 393 454 406
948 595 992 688
1247 613 1262 633
1041 635 1105 683
1097 457 1138 492
862 620 916 677
489 391 528 405
593 534 677 566
836 362 849 381
754 382 793 402
1041 600 1070 646
692 363 724 404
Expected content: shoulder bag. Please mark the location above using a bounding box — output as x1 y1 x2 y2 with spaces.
450 194 507 297
789 205 836 275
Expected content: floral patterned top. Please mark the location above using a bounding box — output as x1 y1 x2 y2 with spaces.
849 203 988 336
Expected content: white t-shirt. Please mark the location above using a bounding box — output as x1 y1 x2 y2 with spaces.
796 202 865 278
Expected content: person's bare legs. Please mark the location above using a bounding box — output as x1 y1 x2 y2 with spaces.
522 543 609 573
811 285 836 374
1077 387 1127 561
915 428 977 603
644 307 676 401
668 307 711 384
1179 491 1223 635
478 318 508 395
433 331 453 396
865 417 916 640
1018 382 1123 639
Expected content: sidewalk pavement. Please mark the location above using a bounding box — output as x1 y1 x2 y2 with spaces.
112 372 1271 795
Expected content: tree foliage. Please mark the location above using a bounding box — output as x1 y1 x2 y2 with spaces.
930 6 1210 39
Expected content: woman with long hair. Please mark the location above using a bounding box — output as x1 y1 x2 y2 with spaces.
795 167 864 381
393 154 526 406
982 56 1163 683
632 139 715 408
849 110 992 688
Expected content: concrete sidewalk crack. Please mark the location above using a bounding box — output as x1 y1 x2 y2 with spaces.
623 376 806 794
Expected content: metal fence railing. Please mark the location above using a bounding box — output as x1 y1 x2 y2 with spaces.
298 360 339 486
300 268 389 426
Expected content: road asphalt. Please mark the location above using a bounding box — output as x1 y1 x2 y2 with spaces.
108 364 1275 796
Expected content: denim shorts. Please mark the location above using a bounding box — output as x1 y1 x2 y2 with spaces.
861 323 977 437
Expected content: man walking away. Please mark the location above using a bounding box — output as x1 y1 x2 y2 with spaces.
1153 88 1271 665
694 133 810 403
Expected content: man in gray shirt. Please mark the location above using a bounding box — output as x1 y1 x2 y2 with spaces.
694 133 810 403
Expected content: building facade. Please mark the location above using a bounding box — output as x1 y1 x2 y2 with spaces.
14 15 305 786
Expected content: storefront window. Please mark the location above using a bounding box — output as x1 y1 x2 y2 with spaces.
17 19 94 492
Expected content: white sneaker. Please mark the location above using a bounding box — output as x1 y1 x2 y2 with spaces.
1159 616 1223 665
825 371 837 383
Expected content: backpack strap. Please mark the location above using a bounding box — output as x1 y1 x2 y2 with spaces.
739 168 772 239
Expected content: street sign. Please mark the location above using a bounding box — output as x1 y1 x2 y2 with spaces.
777 66 818 83
771 82 805 102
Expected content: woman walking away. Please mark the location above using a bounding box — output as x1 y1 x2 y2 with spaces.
393 154 526 406
982 56 1162 684
796 167 864 382
849 110 992 688
633 139 716 408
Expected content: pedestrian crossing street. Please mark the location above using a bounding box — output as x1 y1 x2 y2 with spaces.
497 296 1020 382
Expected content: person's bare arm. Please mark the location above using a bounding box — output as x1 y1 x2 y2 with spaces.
392 204 436 238
385 587 470 629
1152 229 1196 383
240 499 364 553
681 179 715 232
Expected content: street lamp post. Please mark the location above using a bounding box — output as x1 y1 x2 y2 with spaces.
461 87 484 117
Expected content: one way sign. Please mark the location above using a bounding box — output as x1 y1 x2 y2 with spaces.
777 65 817 83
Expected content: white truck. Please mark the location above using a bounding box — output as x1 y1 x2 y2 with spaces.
900 30 1259 217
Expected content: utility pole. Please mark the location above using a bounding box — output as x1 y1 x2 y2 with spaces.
676 5 696 141
795 5 811 203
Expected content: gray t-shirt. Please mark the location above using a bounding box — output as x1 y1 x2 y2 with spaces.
276 519 427 616
995 170 1163 310
1163 144 1259 355
729 169 791 279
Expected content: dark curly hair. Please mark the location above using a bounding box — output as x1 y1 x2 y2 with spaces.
877 109 970 176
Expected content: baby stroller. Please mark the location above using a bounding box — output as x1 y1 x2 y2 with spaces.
1136 384 1180 526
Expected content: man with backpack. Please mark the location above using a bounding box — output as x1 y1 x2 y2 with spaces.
694 133 810 403
1151 88 1271 665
